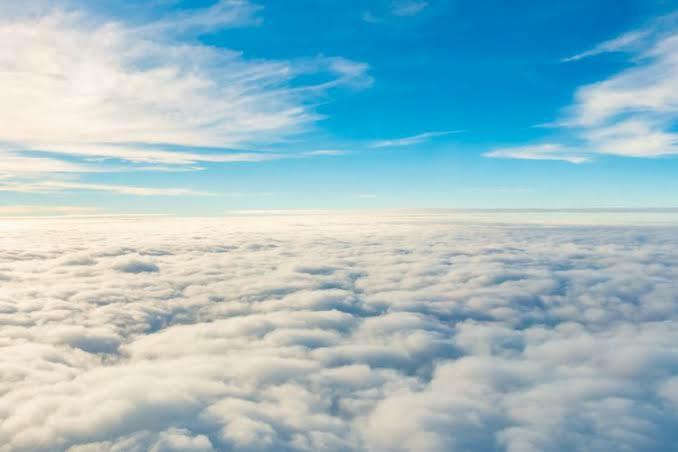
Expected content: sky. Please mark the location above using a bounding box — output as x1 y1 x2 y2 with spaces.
1 0 677 214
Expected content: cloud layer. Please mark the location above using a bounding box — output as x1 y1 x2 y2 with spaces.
1 214 677 451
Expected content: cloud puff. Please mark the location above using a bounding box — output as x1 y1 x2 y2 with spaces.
0 213 677 451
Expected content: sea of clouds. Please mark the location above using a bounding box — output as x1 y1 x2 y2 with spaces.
1 213 677 452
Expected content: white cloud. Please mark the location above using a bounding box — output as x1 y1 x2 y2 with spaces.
0 181 215 196
562 29 650 62
0 1 370 194
302 150 347 156
485 144 590 163
362 0 429 23
0 205 102 216
490 15 678 162
0 152 94 174
390 1 429 17
0 9 368 158
16 145 287 166
0 213 677 451
370 130 462 148
138 0 263 34
361 11 383 24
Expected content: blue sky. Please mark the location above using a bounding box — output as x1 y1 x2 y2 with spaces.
0 0 677 214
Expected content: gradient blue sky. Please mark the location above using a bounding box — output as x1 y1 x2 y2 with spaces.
1 0 677 214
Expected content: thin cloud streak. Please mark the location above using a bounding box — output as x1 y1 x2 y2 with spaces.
0 180 277 197
561 29 649 62
0 205 103 216
370 130 463 148
0 181 215 196
390 1 429 17
484 144 591 164
0 152 93 174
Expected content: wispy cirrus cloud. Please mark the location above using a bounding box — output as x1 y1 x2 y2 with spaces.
370 130 462 148
0 1 371 195
561 29 650 62
0 9 369 161
485 144 590 164
487 14 678 163
362 0 429 23
0 152 92 174
0 179 278 197
0 180 217 196
390 1 429 17
302 150 348 156
0 205 103 216
137 0 263 34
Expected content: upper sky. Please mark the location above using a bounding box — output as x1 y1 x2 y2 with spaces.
1 0 677 214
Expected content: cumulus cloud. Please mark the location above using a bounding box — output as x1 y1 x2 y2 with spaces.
0 213 677 451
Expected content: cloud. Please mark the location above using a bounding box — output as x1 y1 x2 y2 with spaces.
1 213 677 451
390 1 429 17
363 0 429 23
0 5 368 155
370 130 462 148
561 29 650 62
0 1 370 194
0 152 94 175
491 15 678 162
0 205 103 216
0 181 215 196
16 145 286 166
302 150 347 156
484 144 591 163
138 0 263 34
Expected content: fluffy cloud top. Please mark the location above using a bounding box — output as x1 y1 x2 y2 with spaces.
1 214 677 451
